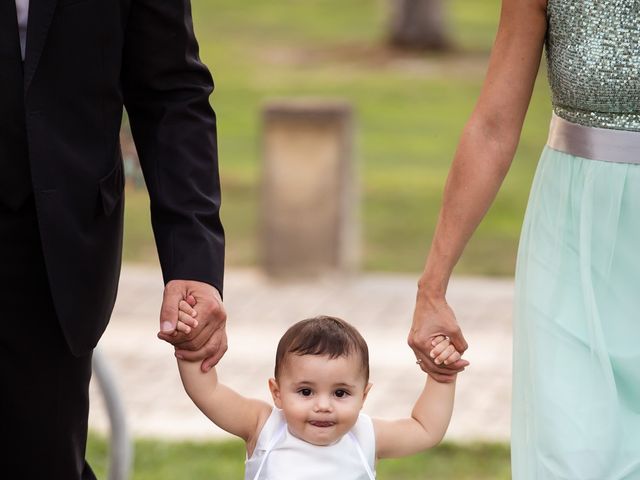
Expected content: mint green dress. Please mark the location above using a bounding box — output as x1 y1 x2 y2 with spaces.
511 1 640 478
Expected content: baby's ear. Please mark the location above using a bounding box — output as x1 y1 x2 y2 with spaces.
268 378 283 408
362 382 373 403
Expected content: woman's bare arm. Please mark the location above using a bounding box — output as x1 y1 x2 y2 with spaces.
409 0 548 382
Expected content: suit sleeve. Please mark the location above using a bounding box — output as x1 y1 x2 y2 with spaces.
121 0 224 295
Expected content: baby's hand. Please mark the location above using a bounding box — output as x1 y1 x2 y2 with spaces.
173 298 199 336
429 336 462 366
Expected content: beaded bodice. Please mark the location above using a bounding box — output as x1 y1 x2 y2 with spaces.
546 0 640 131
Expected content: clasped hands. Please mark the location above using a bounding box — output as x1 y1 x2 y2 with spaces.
155 279 469 380
408 290 470 383
157 279 227 372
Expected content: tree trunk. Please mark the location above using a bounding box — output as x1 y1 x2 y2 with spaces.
388 0 449 51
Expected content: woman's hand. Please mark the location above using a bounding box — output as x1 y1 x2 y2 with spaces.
409 289 469 383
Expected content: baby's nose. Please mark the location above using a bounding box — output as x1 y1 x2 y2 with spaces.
314 395 332 412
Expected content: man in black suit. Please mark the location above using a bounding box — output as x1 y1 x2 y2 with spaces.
1 1 227 478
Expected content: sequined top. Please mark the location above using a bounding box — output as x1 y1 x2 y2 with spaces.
546 0 640 131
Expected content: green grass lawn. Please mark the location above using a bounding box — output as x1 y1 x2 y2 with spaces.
87 434 510 479
122 0 551 275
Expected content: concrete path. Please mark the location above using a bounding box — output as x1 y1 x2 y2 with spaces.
89 265 514 442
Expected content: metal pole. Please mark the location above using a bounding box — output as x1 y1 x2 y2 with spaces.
92 347 134 480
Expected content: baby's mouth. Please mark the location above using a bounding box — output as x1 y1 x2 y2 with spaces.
308 420 335 428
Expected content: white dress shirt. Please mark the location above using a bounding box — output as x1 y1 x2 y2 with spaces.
16 0 29 60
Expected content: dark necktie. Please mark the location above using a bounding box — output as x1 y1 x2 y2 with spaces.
0 0 33 210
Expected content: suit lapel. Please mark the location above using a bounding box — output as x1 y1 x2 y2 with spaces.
24 0 58 93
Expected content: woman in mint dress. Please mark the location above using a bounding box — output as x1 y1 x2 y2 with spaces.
407 0 640 478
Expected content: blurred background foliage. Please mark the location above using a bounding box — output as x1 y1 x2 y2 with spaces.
123 0 551 275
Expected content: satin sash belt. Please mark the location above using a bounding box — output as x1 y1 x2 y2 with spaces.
547 113 640 164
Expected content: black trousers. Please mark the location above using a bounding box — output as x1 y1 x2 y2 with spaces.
0 197 96 480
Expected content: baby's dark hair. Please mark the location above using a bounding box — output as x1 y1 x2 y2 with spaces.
274 316 369 382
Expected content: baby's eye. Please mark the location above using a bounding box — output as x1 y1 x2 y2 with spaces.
334 389 350 398
298 388 312 397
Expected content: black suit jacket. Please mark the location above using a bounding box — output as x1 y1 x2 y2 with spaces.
24 0 224 356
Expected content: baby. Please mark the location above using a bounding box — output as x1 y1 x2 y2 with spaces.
175 303 460 480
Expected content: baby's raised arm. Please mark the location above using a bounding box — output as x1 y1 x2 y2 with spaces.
373 336 458 458
176 300 272 444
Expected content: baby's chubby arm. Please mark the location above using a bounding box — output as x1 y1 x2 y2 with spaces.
373 336 458 458
176 300 272 443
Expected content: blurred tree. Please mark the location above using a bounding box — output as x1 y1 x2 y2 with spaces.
388 0 450 51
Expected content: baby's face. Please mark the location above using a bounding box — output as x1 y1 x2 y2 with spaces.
269 353 371 446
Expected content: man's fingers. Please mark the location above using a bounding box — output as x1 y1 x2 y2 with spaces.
160 283 184 333
173 322 220 357
159 298 225 350
158 330 182 342
157 320 206 345
174 318 217 350
160 303 179 332
175 329 227 364
160 300 219 349
200 342 228 372
158 281 230 369
202 296 226 324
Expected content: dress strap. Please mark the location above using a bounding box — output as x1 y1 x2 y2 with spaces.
348 431 376 480
252 423 286 480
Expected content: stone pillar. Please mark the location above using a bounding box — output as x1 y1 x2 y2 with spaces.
388 0 450 51
261 100 358 278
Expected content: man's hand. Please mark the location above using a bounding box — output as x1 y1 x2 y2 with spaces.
157 279 227 372
408 290 469 383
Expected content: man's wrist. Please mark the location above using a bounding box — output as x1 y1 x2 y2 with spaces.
165 279 221 300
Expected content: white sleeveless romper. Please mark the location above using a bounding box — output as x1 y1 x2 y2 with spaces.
244 408 376 480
